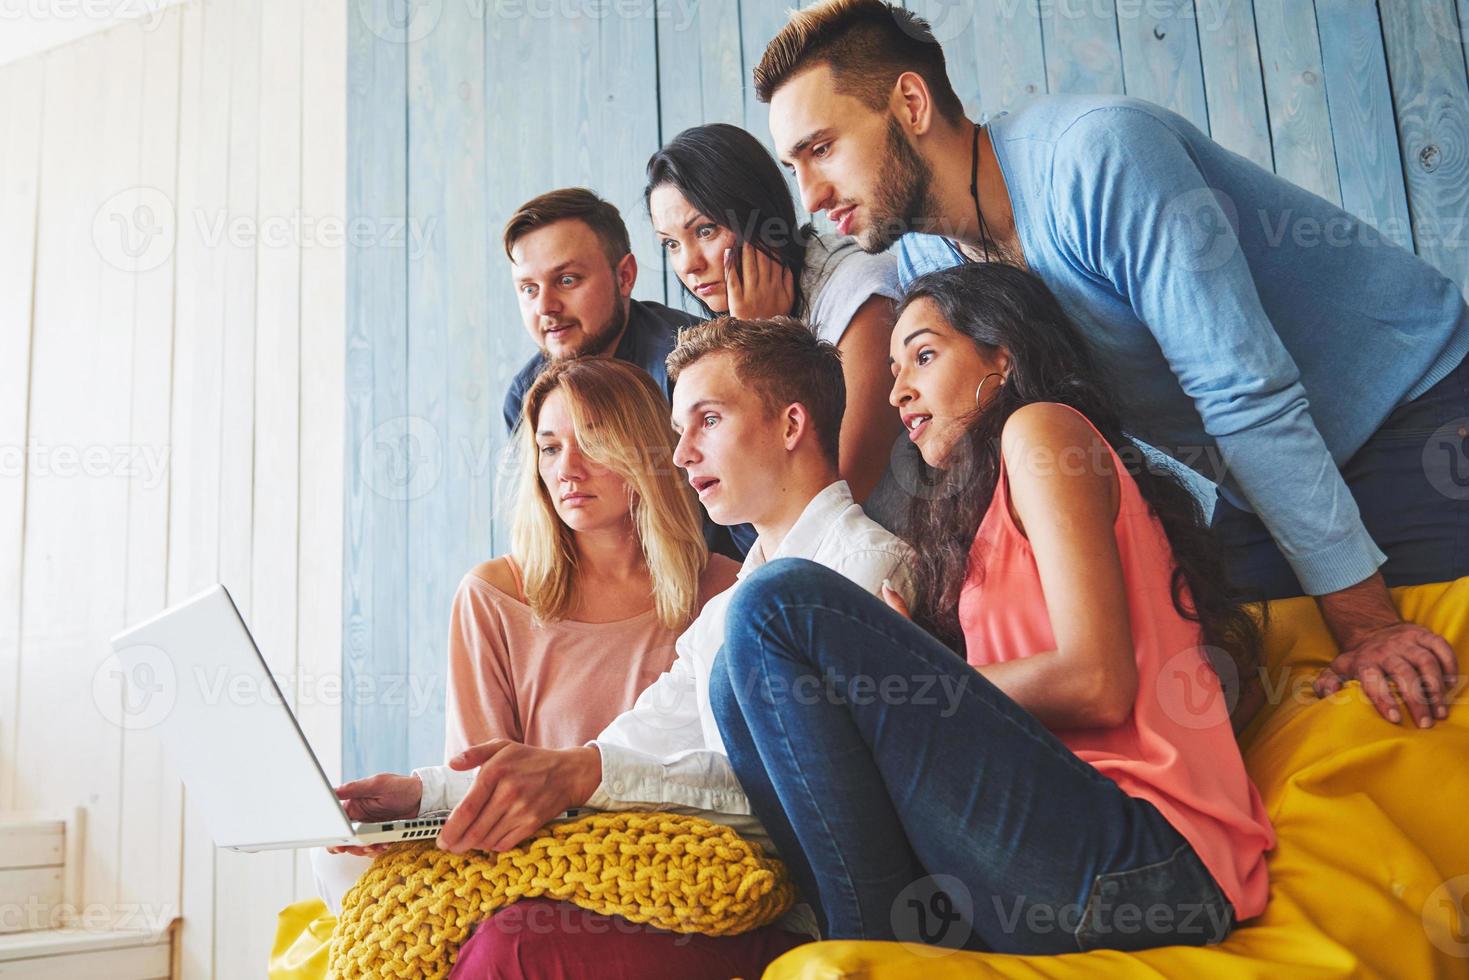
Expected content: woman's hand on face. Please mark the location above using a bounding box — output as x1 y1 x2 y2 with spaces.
725 244 794 320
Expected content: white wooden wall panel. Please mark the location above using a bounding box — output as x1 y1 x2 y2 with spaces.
294 0 348 904
0 54 44 817
19 24 131 918
169 0 230 971
0 2 348 977
117 7 185 934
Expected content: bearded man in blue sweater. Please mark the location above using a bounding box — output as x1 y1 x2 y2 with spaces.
755 0 1469 729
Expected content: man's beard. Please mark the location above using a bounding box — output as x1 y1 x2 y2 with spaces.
544 297 628 361
855 117 940 254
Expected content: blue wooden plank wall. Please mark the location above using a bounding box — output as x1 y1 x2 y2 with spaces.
344 0 1469 777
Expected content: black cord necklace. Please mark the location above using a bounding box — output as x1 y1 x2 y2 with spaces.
970 121 995 264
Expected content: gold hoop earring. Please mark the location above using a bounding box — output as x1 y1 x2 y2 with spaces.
975 372 1004 409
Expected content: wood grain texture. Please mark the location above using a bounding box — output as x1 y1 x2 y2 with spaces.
19 25 132 921
1254 0 1341 203
1117 0 1209 132
0 0 346 974
170 1 230 971
476 0 664 747
656 0 745 306
345 0 411 781
1196 0 1274 168
295 0 349 904
210 0 302 970
1039 0 1125 95
738 0 799 157
1379 0 1469 288
1315 0 1414 249
115 4 184 937
405 0 490 770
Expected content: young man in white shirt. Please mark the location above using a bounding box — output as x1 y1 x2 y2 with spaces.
417 315 915 852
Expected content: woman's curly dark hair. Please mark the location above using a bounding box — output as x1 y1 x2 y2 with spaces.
898 262 1263 691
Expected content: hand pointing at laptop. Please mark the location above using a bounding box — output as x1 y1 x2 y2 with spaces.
435 740 602 854
325 742 601 857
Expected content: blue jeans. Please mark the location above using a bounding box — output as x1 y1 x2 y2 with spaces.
1212 352 1469 600
710 558 1237 955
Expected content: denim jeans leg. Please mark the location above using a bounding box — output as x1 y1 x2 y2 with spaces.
1210 490 1303 601
1344 352 1469 587
712 638 938 944
720 557 1234 955
710 653 927 939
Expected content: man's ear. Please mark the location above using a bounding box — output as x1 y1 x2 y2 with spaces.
892 71 935 137
782 402 811 452
614 251 638 298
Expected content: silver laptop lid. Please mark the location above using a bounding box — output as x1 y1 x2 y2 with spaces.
109 584 352 849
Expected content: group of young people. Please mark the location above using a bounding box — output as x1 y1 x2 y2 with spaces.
313 0 1469 975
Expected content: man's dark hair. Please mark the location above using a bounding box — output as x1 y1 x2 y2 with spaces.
503 188 632 267
754 0 965 126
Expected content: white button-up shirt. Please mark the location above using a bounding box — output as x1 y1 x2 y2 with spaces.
586 481 914 839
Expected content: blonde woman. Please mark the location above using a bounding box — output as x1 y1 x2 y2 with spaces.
312 357 738 904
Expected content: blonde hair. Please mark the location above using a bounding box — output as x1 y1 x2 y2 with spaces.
512 358 708 631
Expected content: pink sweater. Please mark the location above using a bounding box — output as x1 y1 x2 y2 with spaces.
443 555 739 757
958 404 1275 920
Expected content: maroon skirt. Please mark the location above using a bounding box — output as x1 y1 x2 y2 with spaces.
447 898 810 980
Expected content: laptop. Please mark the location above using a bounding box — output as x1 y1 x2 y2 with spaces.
108 583 453 852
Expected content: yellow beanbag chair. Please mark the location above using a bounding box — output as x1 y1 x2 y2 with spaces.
764 577 1469 979
270 898 334 980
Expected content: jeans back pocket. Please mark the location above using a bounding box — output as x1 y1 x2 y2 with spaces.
1074 842 1236 952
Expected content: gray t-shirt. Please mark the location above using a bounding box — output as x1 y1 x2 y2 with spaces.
797 232 910 536
799 231 902 343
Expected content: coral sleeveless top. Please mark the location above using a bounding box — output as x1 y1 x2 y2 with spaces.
958 403 1274 919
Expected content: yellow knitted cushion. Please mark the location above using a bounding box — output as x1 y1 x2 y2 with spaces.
326 810 795 979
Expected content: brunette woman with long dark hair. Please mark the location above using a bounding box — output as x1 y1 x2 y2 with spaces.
710 262 1275 956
